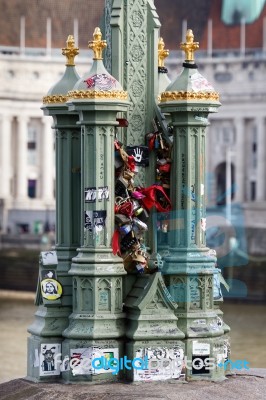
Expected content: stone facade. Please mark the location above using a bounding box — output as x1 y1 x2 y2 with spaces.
0 51 90 233
167 52 266 226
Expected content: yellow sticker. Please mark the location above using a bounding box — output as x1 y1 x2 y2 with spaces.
41 278 63 300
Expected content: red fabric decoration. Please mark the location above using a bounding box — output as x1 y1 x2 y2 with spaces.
112 229 121 256
116 118 129 127
159 163 171 173
116 200 134 217
148 135 156 151
138 185 171 212
127 155 136 172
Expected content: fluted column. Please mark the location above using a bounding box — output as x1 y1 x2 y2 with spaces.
0 115 12 198
16 115 29 200
256 116 265 201
41 117 54 202
234 117 245 203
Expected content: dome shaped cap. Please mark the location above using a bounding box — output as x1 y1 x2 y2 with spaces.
68 28 127 101
160 30 219 103
43 35 80 104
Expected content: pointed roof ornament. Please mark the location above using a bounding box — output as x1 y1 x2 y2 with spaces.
159 28 219 103
88 27 107 60
62 35 79 66
43 35 80 104
158 37 169 68
67 27 127 101
180 29 199 62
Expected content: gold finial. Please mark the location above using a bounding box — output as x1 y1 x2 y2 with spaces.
88 27 107 60
158 37 169 68
180 29 199 62
62 35 79 66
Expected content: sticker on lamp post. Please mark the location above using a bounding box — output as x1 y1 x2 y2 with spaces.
41 278 63 300
98 186 109 201
40 344 61 376
85 187 97 203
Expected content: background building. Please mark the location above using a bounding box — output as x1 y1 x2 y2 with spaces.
0 0 266 234
0 45 91 234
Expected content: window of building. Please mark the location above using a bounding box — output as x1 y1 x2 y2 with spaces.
214 72 232 83
28 179 37 198
27 126 37 165
250 181 256 201
215 162 235 205
251 125 257 169
219 124 235 145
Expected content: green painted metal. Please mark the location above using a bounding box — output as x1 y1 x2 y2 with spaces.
159 60 230 380
27 60 82 382
59 51 130 381
125 272 185 381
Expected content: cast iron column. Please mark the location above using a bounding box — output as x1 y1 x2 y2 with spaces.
27 36 81 382
159 30 229 381
61 28 129 383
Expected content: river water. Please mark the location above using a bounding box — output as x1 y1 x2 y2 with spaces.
0 293 265 384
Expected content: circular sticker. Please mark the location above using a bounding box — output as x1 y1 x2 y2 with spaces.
41 278 63 300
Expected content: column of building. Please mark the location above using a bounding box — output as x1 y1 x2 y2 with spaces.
234 117 245 203
0 114 12 232
16 115 29 202
256 116 265 201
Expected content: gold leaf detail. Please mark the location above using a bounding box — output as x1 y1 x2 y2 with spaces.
160 91 220 102
43 95 68 104
67 90 128 100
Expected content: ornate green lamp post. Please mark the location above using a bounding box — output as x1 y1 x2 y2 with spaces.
159 30 229 381
27 0 231 382
27 36 82 382
60 28 129 383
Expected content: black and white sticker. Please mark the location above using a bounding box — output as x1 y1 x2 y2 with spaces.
85 187 97 203
98 186 109 201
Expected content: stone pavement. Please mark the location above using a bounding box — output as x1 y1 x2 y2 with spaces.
0 369 265 400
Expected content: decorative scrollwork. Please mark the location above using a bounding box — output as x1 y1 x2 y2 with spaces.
67 90 128 100
160 90 220 102
43 94 68 104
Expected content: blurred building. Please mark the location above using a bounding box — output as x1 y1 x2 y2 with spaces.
0 28 94 234
0 49 91 234
0 0 266 234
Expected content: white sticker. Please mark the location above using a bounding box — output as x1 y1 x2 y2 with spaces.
70 347 119 376
192 342 210 356
98 186 109 201
195 115 208 124
193 319 207 325
39 343 61 376
217 354 224 365
33 349 39 367
134 346 185 382
41 251 58 265
60 356 70 371
191 71 214 92
201 218 206 231
201 183 204 195
70 348 92 375
223 343 228 359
